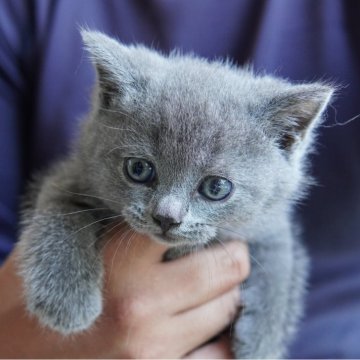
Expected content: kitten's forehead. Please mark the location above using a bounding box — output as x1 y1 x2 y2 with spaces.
120 73 267 178
151 88 261 167
153 105 227 168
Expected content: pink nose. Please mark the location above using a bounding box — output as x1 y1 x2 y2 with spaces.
152 214 181 233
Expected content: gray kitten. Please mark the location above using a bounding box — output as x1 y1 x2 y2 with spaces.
18 30 334 358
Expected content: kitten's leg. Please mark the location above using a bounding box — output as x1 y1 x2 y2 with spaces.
18 166 111 335
232 238 308 358
282 239 309 344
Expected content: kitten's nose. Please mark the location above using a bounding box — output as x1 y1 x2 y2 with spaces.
152 214 181 233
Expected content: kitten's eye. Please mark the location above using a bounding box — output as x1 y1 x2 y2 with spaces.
199 176 233 201
125 158 155 183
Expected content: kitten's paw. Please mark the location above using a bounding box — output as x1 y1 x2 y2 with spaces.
27 285 103 335
18 219 104 335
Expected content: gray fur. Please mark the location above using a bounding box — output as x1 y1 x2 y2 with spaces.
18 30 334 357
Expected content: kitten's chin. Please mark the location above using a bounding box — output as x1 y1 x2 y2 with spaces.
149 233 197 247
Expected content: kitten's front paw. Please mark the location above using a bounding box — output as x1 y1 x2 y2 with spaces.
19 216 105 335
27 283 103 335
20 239 104 334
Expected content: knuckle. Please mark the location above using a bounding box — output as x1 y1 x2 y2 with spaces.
237 251 251 279
122 339 165 358
107 296 167 358
121 344 139 359
139 345 165 359
226 290 240 322
112 294 151 328
224 244 251 280
122 345 144 359
127 297 149 320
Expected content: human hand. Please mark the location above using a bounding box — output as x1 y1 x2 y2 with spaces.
0 225 249 358
185 333 234 359
100 225 250 358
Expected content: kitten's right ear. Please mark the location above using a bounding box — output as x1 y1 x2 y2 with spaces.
81 29 144 107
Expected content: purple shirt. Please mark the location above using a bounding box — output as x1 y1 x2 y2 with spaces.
0 0 359 357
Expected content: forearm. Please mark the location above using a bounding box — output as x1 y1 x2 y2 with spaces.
0 251 59 358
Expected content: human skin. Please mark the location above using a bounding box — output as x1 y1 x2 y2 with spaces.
0 225 249 358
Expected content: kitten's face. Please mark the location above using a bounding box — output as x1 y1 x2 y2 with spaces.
97 94 283 246
81 31 333 246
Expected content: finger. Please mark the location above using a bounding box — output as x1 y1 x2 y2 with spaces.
154 241 249 313
102 223 168 265
172 287 240 357
184 335 234 359
102 225 170 298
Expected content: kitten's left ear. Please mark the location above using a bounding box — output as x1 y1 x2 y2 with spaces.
268 83 335 153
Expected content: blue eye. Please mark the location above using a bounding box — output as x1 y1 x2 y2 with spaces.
199 176 232 201
125 158 155 183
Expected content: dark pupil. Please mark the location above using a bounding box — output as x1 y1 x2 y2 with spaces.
209 179 222 195
132 161 144 176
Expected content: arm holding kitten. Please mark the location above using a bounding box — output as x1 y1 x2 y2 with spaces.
0 230 249 358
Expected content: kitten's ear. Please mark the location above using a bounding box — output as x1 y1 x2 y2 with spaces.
81 29 144 107
268 84 334 153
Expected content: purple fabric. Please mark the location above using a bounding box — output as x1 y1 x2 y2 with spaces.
0 0 359 357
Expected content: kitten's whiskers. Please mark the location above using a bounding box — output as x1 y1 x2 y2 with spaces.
88 218 126 250
52 184 123 206
63 214 123 244
108 227 134 280
35 207 108 218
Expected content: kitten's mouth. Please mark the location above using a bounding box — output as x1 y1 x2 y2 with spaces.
151 232 192 246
